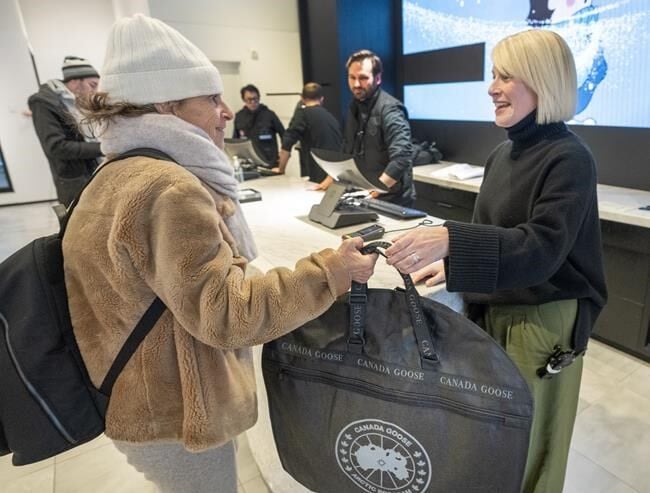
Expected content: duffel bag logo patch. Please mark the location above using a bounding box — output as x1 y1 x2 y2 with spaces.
335 419 431 492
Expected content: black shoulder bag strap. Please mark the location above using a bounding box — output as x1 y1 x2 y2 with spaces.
347 241 440 370
60 147 175 396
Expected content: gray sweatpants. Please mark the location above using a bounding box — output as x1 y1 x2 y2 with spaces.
113 440 237 493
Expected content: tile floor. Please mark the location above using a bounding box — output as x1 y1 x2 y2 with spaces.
1 202 649 493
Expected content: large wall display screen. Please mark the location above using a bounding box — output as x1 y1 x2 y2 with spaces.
402 0 650 129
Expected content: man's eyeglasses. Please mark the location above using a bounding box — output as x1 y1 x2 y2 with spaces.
244 97 260 103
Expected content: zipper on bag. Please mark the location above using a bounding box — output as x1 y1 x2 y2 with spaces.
1 312 77 444
269 359 529 427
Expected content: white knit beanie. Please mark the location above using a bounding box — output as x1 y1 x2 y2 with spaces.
99 14 223 104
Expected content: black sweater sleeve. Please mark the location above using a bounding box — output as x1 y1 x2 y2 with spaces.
281 109 306 151
445 139 598 294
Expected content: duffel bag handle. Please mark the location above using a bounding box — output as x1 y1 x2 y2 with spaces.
347 242 440 369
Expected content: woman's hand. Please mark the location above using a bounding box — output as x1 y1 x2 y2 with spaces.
385 226 449 274
411 260 446 287
337 237 378 284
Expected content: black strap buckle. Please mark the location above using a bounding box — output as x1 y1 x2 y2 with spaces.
360 241 392 257
349 293 367 304
347 338 365 354
536 345 577 379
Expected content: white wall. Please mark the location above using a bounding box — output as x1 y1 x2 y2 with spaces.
150 0 304 128
0 0 117 205
0 1 55 205
112 0 150 18
21 0 303 116
19 0 115 84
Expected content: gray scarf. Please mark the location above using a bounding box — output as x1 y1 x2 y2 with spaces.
100 113 257 261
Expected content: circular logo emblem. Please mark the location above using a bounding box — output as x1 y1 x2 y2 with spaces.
335 419 431 492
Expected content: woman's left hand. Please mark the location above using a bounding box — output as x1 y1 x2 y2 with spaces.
411 260 446 287
385 226 450 274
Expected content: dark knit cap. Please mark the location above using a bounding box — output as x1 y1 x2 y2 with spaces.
61 56 99 82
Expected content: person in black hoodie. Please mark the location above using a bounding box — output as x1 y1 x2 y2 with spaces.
343 50 415 207
233 84 284 166
385 30 607 493
28 56 103 206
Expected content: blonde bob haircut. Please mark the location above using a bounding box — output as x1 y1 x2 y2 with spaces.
492 29 577 124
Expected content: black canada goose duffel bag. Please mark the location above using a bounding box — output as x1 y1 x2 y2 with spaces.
262 242 533 493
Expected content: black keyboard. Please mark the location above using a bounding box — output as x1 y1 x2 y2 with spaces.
360 198 427 219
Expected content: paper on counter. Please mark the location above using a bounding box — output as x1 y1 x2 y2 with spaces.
431 163 484 181
311 153 388 191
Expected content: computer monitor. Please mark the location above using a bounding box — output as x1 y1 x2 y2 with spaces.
307 149 380 228
223 138 273 167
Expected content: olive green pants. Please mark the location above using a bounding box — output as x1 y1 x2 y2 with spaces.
484 300 581 493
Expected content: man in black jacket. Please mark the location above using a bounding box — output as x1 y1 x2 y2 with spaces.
233 84 285 166
343 50 416 206
28 56 103 206
273 83 342 189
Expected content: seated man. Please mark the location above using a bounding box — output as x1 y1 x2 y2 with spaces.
233 84 284 166
273 83 342 190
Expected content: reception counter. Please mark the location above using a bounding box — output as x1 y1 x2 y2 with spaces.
238 174 461 492
412 162 650 229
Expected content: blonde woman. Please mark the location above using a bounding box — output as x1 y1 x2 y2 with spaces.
386 30 607 492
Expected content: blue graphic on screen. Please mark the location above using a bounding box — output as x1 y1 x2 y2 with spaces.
403 0 650 128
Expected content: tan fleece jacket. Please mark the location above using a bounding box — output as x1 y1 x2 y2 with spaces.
62 157 350 451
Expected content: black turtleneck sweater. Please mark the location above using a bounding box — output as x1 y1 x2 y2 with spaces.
444 111 607 352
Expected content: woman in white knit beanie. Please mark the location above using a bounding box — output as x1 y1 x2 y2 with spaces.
66 14 377 492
